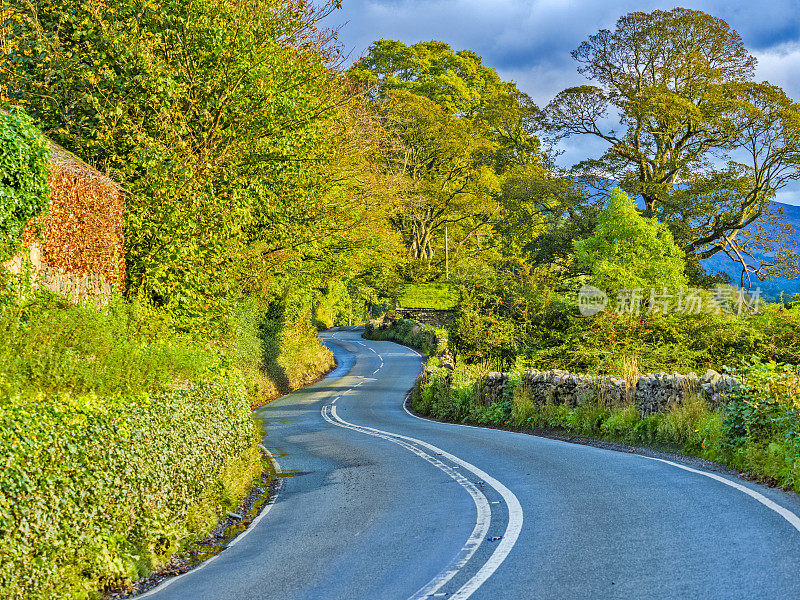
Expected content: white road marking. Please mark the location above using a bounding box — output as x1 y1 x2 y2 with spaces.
322 405 490 598
401 362 800 540
641 456 800 533
322 404 522 599
138 449 283 598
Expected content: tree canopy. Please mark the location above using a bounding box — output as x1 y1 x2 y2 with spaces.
574 188 687 292
3 0 399 328
545 8 800 285
350 39 550 274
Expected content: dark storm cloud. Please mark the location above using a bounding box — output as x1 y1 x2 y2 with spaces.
329 1 800 95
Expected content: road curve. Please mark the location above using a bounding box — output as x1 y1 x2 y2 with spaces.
143 327 800 600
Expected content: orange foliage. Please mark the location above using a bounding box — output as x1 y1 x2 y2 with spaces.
22 143 125 295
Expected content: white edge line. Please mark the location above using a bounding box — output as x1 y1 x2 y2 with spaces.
322 405 492 599
137 449 282 598
403 393 800 537
641 455 800 533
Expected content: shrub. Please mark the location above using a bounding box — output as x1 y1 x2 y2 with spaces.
0 294 217 397
0 292 272 598
364 318 442 356
0 108 50 261
0 371 260 599
574 187 687 292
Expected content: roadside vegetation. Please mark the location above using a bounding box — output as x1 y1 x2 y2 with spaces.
398 283 459 310
411 359 800 491
3 3 800 597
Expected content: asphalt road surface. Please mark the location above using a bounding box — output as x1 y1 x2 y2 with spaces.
142 327 800 600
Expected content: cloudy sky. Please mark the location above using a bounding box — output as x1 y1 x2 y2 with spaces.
324 1 800 205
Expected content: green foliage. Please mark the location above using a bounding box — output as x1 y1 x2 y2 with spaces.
415 361 800 491
0 108 50 261
352 39 543 272
723 358 800 449
365 318 444 356
546 8 800 280
522 302 800 375
397 283 459 309
260 303 335 398
4 0 397 332
0 375 260 599
452 258 556 370
0 292 275 598
0 294 217 397
447 261 800 374
574 188 687 292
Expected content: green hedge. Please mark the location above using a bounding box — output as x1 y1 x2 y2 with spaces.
0 295 263 599
364 318 448 357
0 369 260 599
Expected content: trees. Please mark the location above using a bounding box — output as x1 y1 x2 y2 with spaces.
546 8 800 285
351 40 546 271
574 188 686 291
3 0 399 328
378 91 500 261
352 39 542 168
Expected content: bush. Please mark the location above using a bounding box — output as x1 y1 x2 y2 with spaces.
0 371 260 599
0 107 51 261
365 318 442 356
520 301 800 375
0 292 268 598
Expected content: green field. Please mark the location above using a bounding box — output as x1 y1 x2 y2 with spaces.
398 283 459 310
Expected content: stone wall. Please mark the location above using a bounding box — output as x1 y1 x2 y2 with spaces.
386 316 740 415
470 367 738 415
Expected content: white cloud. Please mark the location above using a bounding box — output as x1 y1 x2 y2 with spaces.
754 42 800 100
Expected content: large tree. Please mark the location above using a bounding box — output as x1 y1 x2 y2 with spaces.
378 90 500 261
351 39 542 167
3 0 398 326
545 8 800 286
351 40 547 268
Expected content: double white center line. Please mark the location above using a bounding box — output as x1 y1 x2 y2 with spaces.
321 403 523 600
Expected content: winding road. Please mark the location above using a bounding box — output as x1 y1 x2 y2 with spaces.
143 327 800 599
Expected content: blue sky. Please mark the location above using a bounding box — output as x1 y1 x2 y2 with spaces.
324 1 800 205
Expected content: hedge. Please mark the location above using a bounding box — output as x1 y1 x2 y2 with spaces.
364 318 448 357
0 368 261 600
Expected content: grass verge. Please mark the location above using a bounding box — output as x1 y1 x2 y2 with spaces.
412 362 800 492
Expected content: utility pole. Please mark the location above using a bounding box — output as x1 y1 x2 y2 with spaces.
445 226 450 280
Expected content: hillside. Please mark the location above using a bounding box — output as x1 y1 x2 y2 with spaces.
701 201 800 300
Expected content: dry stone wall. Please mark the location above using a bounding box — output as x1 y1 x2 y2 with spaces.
471 367 737 415
383 317 739 415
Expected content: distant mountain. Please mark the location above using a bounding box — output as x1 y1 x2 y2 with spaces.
700 201 800 301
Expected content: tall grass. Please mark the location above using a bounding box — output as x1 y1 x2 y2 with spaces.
414 363 800 492
0 294 218 397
